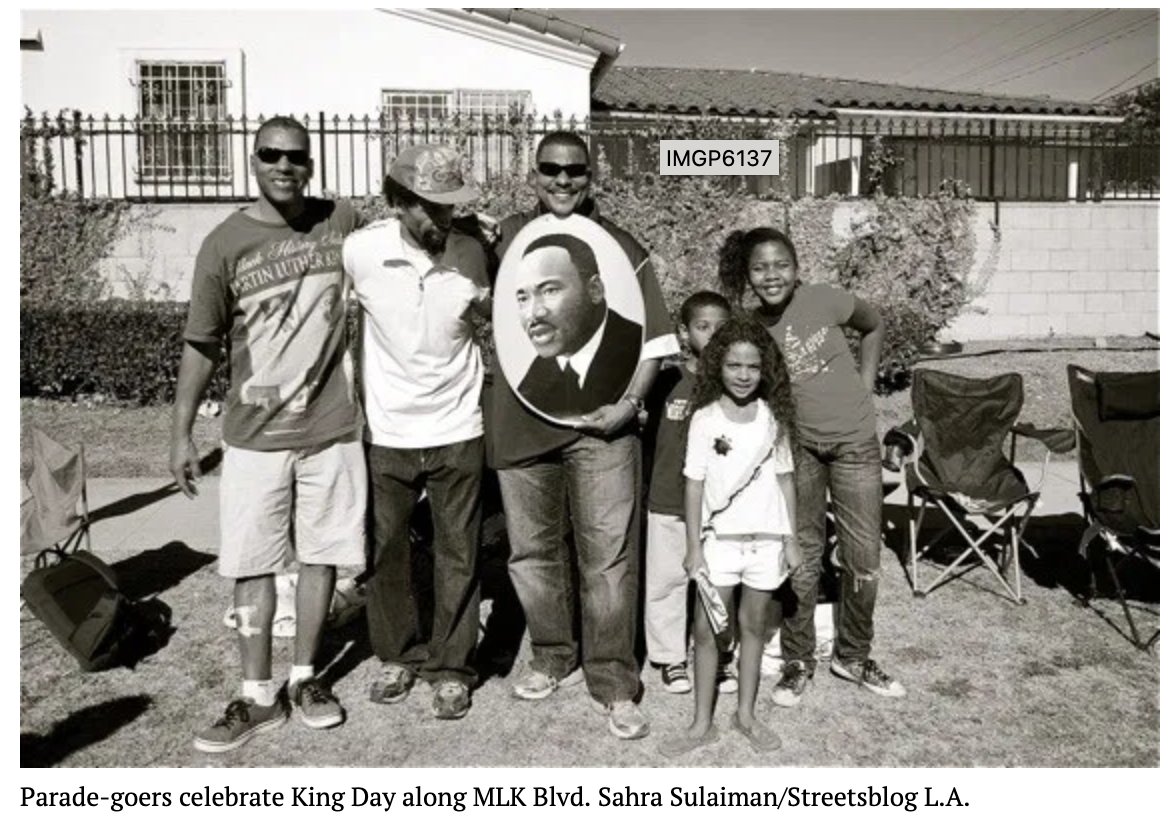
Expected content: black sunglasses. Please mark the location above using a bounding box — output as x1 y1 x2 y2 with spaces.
536 161 590 178
255 146 311 166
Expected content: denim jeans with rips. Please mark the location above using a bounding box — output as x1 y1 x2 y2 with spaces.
497 432 641 705
780 436 883 669
365 437 483 687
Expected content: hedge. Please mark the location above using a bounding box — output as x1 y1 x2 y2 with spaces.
21 179 977 402
20 301 228 405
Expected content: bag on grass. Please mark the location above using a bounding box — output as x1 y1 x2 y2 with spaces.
21 548 169 672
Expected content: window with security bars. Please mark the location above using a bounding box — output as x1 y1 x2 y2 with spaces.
136 60 230 181
381 88 532 122
380 89 533 181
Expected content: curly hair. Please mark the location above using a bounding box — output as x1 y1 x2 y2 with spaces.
717 227 799 308
689 314 795 437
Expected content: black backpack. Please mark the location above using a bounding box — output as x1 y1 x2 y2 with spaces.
21 548 170 672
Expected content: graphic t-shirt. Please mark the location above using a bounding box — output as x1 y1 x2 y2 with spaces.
758 284 877 445
646 363 695 517
184 198 361 451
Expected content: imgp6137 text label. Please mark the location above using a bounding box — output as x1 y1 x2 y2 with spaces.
659 140 780 176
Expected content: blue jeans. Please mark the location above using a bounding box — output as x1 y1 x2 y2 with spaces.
497 433 641 704
780 436 883 668
366 437 483 687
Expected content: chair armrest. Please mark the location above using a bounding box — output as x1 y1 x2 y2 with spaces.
1012 423 1076 454
881 421 918 473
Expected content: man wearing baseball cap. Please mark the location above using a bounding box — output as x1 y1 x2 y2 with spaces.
343 144 490 720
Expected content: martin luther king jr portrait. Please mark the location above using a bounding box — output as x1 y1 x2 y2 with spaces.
513 233 642 421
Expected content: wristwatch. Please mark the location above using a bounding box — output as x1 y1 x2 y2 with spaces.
623 394 647 425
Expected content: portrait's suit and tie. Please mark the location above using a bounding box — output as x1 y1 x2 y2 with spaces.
517 310 642 419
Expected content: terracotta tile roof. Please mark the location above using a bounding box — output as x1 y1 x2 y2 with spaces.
468 8 623 58
593 66 1113 118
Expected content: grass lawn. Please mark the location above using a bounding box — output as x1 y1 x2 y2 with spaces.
18 338 1160 767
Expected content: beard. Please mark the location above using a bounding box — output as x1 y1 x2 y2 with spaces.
421 226 449 255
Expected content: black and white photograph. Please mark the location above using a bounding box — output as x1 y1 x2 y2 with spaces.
15 5 1159 822
495 214 646 424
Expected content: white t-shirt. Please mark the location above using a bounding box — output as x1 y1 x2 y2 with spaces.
343 218 489 449
683 400 794 537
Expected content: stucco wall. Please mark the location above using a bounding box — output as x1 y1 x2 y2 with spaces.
21 9 594 119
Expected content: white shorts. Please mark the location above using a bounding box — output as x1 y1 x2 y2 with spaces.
218 438 367 579
703 533 787 591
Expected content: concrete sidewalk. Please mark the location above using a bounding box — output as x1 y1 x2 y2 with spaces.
82 461 1086 556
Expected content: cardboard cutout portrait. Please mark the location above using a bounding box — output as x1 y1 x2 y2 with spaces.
494 214 645 426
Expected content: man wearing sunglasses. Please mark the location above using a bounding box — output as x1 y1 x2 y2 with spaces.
172 116 365 753
486 131 676 740
343 144 490 722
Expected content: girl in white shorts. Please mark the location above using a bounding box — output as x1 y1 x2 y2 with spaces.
659 316 800 758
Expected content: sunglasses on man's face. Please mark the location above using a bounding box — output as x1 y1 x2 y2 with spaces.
536 161 590 179
255 147 311 166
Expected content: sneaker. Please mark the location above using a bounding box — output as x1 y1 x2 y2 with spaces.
193 697 287 754
432 680 471 720
660 662 692 694
829 656 907 699
771 660 813 708
290 678 344 729
716 653 739 694
512 669 558 701
369 663 415 704
591 699 650 740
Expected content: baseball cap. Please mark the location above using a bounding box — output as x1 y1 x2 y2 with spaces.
387 144 479 205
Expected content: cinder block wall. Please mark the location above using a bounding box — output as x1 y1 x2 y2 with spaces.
944 202 1158 340
98 204 247 300
100 201 1158 339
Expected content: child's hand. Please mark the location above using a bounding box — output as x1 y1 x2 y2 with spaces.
684 543 706 579
782 536 802 574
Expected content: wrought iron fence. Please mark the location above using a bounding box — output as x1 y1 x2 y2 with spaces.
20 110 1158 202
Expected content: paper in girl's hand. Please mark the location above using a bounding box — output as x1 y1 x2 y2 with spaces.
694 571 732 649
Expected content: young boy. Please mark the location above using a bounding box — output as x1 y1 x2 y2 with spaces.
644 290 736 694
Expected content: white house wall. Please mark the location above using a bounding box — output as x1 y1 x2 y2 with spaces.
21 9 593 119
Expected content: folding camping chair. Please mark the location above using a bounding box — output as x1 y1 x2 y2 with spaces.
883 369 1073 604
20 428 90 560
1067 365 1159 650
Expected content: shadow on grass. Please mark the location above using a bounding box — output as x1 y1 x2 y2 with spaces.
21 694 153 767
881 505 1159 607
114 541 217 599
88 448 223 524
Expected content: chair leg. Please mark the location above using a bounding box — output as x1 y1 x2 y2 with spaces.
908 495 920 595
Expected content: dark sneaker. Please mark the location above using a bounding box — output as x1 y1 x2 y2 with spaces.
771 660 813 708
370 663 415 704
590 699 650 740
716 653 739 694
830 656 907 698
512 669 558 701
290 677 344 729
660 662 692 694
193 697 287 754
432 680 471 720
